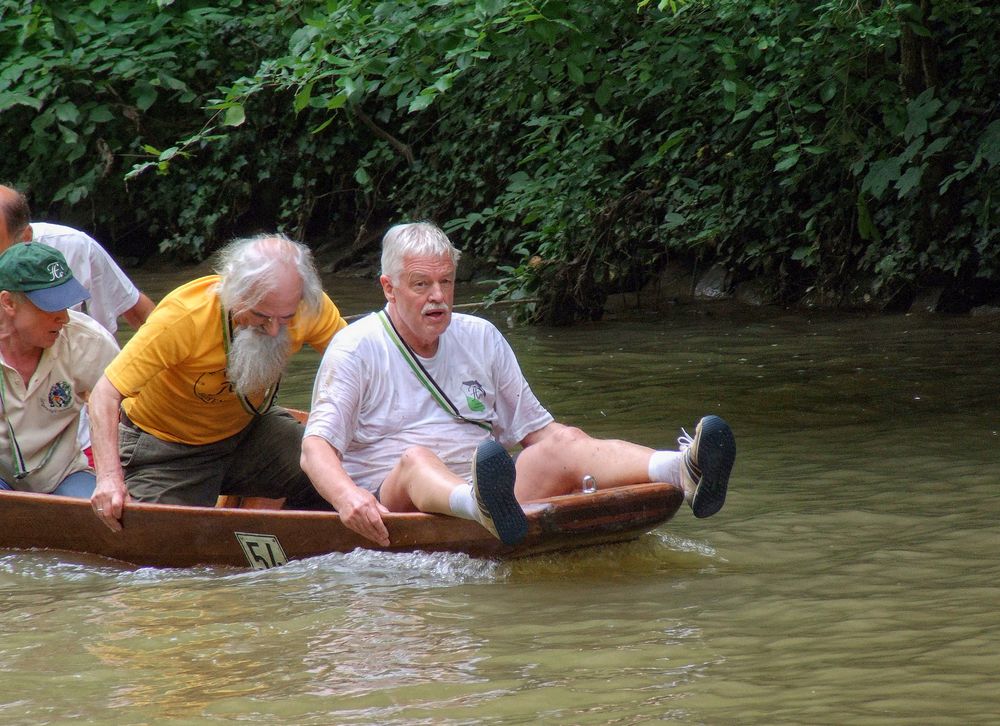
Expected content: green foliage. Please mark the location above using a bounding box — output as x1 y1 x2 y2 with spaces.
2 0 998 316
0 0 316 256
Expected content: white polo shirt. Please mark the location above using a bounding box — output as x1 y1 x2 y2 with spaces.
0 312 119 493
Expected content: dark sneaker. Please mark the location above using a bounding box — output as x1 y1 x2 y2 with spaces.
471 439 527 545
680 415 736 518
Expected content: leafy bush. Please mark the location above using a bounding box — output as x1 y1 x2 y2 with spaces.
2 0 997 318
1 0 321 257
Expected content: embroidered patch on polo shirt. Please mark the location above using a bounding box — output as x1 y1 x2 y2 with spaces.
46 381 73 409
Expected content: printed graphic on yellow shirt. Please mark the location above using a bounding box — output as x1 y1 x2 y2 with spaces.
194 369 233 404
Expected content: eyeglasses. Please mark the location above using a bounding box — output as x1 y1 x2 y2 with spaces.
248 309 296 327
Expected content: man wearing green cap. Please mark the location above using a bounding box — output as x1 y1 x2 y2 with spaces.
0 243 119 496
0 184 156 467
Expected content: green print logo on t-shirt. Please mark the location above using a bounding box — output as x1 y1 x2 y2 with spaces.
462 379 486 412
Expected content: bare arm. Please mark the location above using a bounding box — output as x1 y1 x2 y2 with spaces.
89 375 130 531
121 292 156 330
300 435 390 546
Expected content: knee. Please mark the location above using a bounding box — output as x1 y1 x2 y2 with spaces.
521 425 593 466
397 445 441 473
540 424 591 450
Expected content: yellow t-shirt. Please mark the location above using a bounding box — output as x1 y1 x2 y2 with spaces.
105 275 346 444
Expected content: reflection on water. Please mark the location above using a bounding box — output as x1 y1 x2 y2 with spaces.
2 268 999 724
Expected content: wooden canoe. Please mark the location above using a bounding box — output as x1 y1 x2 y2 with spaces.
0 482 684 569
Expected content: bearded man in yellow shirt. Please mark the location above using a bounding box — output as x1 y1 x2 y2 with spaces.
88 233 347 531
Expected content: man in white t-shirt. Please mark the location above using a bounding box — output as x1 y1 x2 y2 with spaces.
0 185 155 334
28 222 155 334
0 243 119 496
301 222 736 548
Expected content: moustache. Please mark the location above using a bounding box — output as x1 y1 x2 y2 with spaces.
421 303 450 315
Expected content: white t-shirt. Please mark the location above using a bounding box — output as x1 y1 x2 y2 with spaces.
305 311 553 491
0 312 120 493
30 222 141 335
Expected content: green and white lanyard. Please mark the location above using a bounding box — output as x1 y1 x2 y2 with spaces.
376 309 493 434
0 367 59 480
220 307 280 417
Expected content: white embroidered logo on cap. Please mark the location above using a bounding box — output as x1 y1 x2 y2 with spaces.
46 262 67 281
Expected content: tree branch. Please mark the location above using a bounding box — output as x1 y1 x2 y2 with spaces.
351 106 415 165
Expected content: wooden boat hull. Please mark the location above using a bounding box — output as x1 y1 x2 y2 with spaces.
0 482 684 569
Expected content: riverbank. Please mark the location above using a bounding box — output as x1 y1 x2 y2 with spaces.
127 245 1000 324
603 260 1000 319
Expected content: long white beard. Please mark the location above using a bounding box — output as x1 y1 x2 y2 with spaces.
227 325 290 397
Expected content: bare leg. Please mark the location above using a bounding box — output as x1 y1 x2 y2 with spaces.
378 443 527 545
378 446 463 514
516 417 736 520
514 423 659 501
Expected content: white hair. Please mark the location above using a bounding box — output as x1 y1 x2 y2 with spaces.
215 233 324 315
380 222 461 283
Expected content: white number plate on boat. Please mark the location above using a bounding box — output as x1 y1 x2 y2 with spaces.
235 532 288 569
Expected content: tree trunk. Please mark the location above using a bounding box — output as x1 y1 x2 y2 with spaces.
897 0 960 267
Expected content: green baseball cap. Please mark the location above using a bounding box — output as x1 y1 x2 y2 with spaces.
0 242 90 312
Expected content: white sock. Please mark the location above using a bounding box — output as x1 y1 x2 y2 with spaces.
648 450 682 485
448 483 480 522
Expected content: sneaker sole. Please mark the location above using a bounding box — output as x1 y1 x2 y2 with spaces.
472 440 528 546
691 415 736 519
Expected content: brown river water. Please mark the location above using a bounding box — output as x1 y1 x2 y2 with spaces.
1 267 998 724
